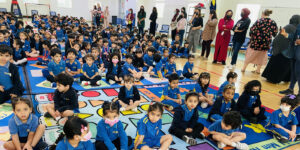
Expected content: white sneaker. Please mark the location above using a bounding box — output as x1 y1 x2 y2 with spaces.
96 80 101 86
132 107 138 112
55 116 61 121
235 142 249 150
201 102 208 108
100 72 106 77
217 142 226 149
120 107 126 111
109 80 116 85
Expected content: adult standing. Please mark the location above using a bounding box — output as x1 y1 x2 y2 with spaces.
126 8 134 32
241 9 278 74
103 6 110 28
213 10 234 65
176 9 187 45
149 7 158 35
95 3 102 27
201 10 218 59
187 7 203 54
91 5 97 26
171 9 180 41
228 8 251 69
137 5 146 35
262 15 300 84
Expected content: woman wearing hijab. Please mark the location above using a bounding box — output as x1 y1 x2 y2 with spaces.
103 6 110 28
95 3 102 27
213 10 234 65
91 5 97 26
241 9 278 74
149 7 158 35
137 5 146 35
228 8 251 69
187 7 203 54
171 9 180 41
262 15 300 84
126 8 134 32
176 9 187 45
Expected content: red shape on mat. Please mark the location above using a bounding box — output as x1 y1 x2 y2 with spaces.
47 93 54 101
82 91 100 97
27 56 42 61
103 89 118 96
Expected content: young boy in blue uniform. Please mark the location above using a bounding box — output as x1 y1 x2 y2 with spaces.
80 54 102 86
208 84 237 122
65 48 82 81
150 53 164 79
169 92 205 145
42 48 66 88
169 41 180 56
45 73 79 121
209 111 248 149
217 72 239 100
266 95 300 143
0 30 10 46
161 73 183 109
161 49 169 71
165 54 183 79
158 40 167 54
0 45 24 104
123 54 143 81
183 55 198 80
179 42 189 58
143 47 155 73
37 40 51 65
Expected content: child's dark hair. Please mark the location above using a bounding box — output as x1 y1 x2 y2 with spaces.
55 73 74 86
198 72 210 91
11 97 33 111
135 48 143 54
85 53 95 61
153 53 161 63
223 111 242 129
124 75 134 83
168 73 179 83
147 47 156 53
110 52 120 62
66 48 78 56
174 41 180 45
102 101 120 116
163 49 169 53
244 80 261 94
226 72 238 81
14 39 24 47
125 53 134 60
188 55 195 60
148 102 164 115
50 48 62 57
281 94 298 109
50 116 88 150
42 40 51 48
0 44 13 55
223 84 235 93
184 41 189 45
168 53 176 59
185 92 199 102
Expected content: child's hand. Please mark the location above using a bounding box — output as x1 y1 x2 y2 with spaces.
10 94 17 98
130 100 134 105
22 143 32 150
177 99 182 104
55 110 61 117
289 131 296 141
254 107 260 115
186 128 193 133
0 86 4 92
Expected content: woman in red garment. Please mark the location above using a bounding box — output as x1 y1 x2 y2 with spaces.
213 10 234 65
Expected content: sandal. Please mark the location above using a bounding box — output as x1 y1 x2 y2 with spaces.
251 70 261 74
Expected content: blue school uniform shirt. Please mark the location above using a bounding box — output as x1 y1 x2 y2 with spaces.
183 62 193 75
0 40 10 46
220 99 232 114
66 59 81 71
48 60 66 76
170 47 179 54
165 62 176 74
0 62 13 90
154 61 163 75
8 114 38 138
14 48 24 60
217 81 232 96
112 65 118 75
96 119 128 150
22 40 31 52
163 84 180 99
10 25 16 33
76 51 82 60
122 62 135 75
56 138 95 150
248 95 257 108
158 46 167 53
56 29 64 40
194 84 206 95
82 63 98 78
181 104 194 121
94 57 103 68
152 41 159 50
270 109 298 129
161 57 168 66
137 115 162 141
208 120 239 136
295 106 300 126
125 87 134 99
143 54 153 66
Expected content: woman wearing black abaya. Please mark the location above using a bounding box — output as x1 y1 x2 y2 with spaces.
262 15 300 83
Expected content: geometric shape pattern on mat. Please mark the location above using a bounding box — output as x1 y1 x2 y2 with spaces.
187 142 217 150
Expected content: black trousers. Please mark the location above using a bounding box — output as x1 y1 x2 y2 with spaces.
169 123 204 139
150 22 156 35
46 75 55 83
183 73 198 79
106 73 122 82
201 40 213 58
241 107 266 122
171 29 177 41
95 136 132 150
0 88 22 104
96 16 101 27
80 75 102 85
127 24 133 32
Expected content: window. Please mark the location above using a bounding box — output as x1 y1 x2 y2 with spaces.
0 0 6 3
57 0 72 8
155 2 165 18
23 0 38 3
234 4 261 27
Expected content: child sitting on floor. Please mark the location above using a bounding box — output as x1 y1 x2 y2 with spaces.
106 53 123 84
81 54 102 86
169 92 205 145
237 80 266 124
150 53 164 79
134 102 173 150
194 72 214 108
179 41 189 58
133 49 144 73
165 54 183 79
45 73 79 121
91 47 105 76
208 84 237 122
209 111 248 150
65 48 82 81
266 94 300 143
170 41 180 56
217 72 238 100
12 39 27 66
182 55 198 80
123 54 143 81
161 73 183 109
118 75 141 112
143 47 156 74
95 101 132 150
37 40 51 65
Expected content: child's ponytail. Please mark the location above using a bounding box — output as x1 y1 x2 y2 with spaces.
49 132 65 150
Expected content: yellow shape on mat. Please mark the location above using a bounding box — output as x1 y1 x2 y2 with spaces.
97 108 104 117
141 104 149 111
244 123 266 133
44 117 57 127
76 113 93 119
120 109 142 115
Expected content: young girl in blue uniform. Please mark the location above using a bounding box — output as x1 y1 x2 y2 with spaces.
4 98 47 150
194 72 214 108
217 72 239 100
95 101 132 150
143 47 155 73
266 95 300 143
19 32 31 56
134 102 173 150
49 116 95 150
123 54 143 81
150 53 164 79
12 39 27 66
37 40 51 65
182 55 198 80
208 84 237 122
106 53 123 84
169 41 180 56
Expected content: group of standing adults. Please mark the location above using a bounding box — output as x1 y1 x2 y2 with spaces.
91 3 110 28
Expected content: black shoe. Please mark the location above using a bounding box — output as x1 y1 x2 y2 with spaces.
222 61 226 65
273 134 289 143
140 76 145 80
44 112 53 118
34 140 48 150
36 62 42 65
295 134 300 141
279 89 293 95
198 132 205 139
179 77 184 80
212 60 217 64
249 117 258 124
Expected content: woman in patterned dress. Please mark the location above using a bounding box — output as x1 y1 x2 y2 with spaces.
242 9 278 74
